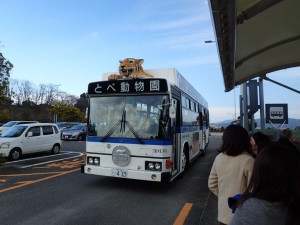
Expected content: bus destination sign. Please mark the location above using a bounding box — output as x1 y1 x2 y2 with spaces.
88 78 168 95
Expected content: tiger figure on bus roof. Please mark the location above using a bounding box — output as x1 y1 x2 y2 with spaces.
108 58 154 80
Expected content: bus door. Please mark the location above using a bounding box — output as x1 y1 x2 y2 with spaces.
171 98 180 175
199 107 205 150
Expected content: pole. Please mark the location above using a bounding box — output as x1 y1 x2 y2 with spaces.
258 78 265 132
241 83 249 131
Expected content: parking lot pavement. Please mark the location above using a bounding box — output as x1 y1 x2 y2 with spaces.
199 190 218 225
197 137 219 225
0 152 84 194
210 132 223 138
1 139 221 224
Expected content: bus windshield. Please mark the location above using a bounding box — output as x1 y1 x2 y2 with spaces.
88 95 170 140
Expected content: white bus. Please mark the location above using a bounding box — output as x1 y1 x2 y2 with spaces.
81 68 209 182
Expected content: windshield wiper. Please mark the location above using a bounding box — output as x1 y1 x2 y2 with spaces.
120 108 126 133
124 120 144 144
101 120 122 142
100 108 144 144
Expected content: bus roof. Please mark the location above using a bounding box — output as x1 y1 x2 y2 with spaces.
102 68 208 108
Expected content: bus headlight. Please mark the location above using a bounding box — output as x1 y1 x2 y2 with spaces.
155 163 161 170
145 161 162 171
87 156 100 166
94 158 100 165
88 157 94 164
148 162 154 170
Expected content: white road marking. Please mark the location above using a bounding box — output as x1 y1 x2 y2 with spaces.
4 152 75 164
19 153 84 168
4 151 83 167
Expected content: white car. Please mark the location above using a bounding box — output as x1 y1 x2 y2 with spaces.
0 123 61 160
0 121 39 135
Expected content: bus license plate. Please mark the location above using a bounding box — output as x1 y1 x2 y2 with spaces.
111 168 128 178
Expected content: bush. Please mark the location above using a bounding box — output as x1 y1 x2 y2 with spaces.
0 153 6 166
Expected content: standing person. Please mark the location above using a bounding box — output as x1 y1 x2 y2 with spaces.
208 125 255 225
250 132 272 157
229 142 300 225
277 128 298 151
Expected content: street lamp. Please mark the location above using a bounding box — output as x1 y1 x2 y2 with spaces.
54 84 61 101
204 40 216 43
54 84 61 123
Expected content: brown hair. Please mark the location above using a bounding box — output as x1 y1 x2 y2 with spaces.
219 124 252 156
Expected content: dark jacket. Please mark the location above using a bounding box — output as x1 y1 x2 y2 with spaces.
277 138 298 152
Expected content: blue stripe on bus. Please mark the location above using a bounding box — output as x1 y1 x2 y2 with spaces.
175 126 207 133
87 137 172 145
87 126 207 144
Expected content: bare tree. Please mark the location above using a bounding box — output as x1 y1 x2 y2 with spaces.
9 79 80 107
44 84 60 105
22 80 34 102
9 79 22 105
58 92 78 105
33 83 47 104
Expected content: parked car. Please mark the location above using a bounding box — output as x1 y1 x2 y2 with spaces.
0 121 39 135
61 123 87 141
56 122 81 132
0 123 61 160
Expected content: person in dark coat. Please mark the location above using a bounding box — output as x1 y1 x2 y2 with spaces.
229 143 300 225
277 129 298 152
250 132 272 157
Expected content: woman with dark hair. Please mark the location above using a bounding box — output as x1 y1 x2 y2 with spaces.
251 132 272 157
229 143 300 225
277 128 298 152
208 125 255 225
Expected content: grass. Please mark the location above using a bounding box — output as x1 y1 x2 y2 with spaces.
255 128 300 141
0 153 6 166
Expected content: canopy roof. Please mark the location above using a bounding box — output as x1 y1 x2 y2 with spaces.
208 0 300 92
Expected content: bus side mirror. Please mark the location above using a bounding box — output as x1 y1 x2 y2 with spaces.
169 106 176 119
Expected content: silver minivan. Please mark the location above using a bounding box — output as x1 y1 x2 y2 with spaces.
0 123 61 160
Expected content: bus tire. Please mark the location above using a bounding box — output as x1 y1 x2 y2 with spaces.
178 146 189 179
182 148 189 171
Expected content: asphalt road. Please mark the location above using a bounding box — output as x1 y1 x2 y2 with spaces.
0 136 221 225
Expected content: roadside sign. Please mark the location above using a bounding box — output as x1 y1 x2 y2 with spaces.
265 104 288 124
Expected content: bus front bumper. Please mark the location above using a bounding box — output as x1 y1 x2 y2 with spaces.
81 164 170 183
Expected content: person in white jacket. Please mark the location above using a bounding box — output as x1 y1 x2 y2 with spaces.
208 124 255 225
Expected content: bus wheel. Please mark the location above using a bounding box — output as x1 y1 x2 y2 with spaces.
182 147 189 171
178 148 189 179
181 150 187 171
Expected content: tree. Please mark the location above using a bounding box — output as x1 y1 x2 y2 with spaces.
0 52 13 104
9 80 65 106
3 76 89 123
74 93 88 113
0 109 12 122
49 102 86 122
59 92 78 106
